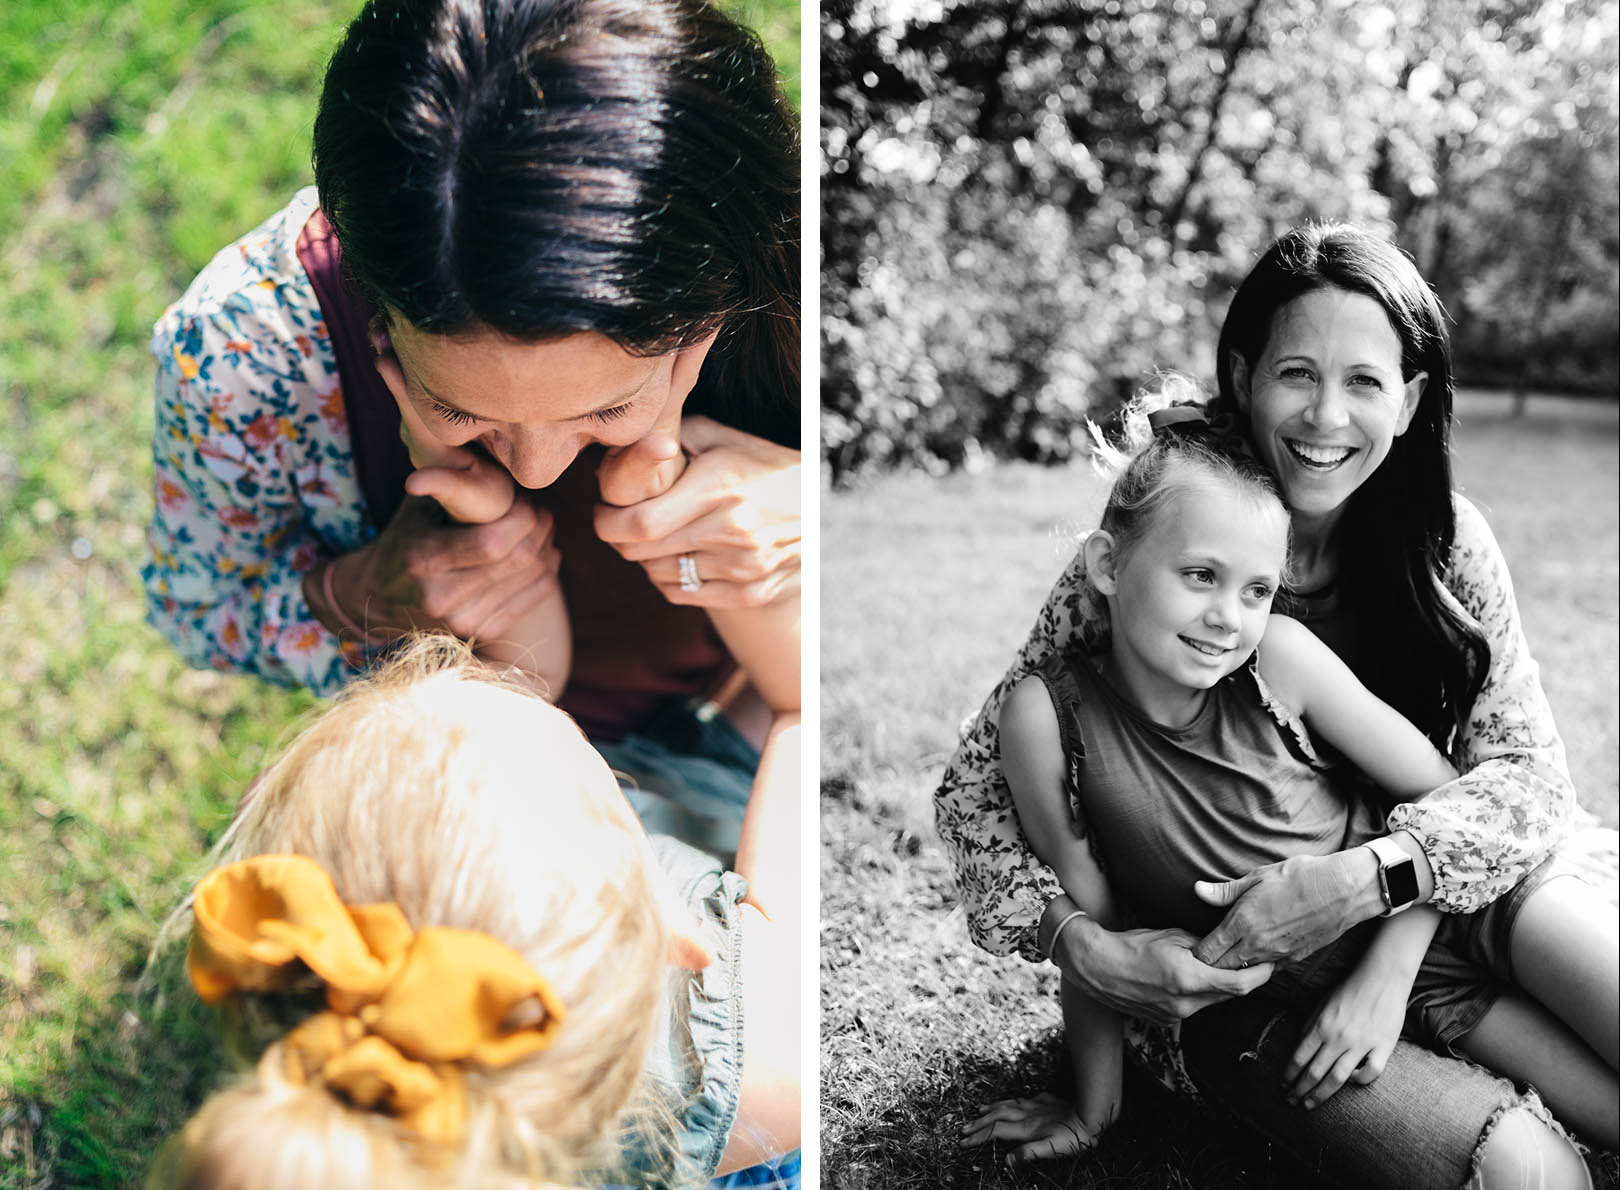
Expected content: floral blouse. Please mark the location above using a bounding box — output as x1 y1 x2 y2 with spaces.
144 188 380 695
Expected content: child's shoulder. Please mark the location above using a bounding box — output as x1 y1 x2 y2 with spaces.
1253 614 1324 706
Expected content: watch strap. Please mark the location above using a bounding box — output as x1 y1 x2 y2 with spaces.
1363 836 1418 917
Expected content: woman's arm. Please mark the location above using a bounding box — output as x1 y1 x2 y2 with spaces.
725 728 801 1180
596 416 801 611
731 712 799 925
1256 614 1457 800
145 304 363 695
1384 496 1578 912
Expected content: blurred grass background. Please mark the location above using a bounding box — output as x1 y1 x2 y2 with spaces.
820 392 1619 1188
0 2 798 1183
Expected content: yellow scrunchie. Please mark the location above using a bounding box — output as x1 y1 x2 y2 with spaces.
187 854 565 1146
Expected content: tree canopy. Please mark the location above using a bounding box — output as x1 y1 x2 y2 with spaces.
822 0 1620 479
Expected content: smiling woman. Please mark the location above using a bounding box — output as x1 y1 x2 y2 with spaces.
141 0 800 1182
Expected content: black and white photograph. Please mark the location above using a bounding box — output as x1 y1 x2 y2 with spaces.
821 0 1620 1186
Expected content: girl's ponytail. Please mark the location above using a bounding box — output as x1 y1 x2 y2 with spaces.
1081 373 1288 588
152 637 679 1189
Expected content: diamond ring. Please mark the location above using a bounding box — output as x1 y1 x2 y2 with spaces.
678 553 702 592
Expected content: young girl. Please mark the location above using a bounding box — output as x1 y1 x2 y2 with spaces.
150 635 798 1188
970 398 1617 1169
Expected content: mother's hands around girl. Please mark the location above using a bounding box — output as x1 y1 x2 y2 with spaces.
596 415 801 609
1193 848 1391 969
1043 898 1275 1025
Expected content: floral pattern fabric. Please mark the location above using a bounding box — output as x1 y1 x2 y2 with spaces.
934 495 1613 1093
144 189 380 694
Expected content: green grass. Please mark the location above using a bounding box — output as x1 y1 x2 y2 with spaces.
0 1 798 1183
820 391 1619 1188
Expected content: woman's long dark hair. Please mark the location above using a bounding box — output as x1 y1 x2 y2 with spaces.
313 0 799 445
1214 224 1489 751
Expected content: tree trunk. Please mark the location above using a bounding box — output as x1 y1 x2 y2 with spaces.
1164 0 1264 242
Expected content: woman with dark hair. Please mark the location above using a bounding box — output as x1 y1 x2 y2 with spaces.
145 5 799 1178
941 224 1617 1185
145 0 799 880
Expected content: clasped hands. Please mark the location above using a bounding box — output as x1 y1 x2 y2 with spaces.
333 374 799 647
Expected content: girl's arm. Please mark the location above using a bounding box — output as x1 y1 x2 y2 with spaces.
1285 905 1442 1109
998 676 1121 1141
1255 616 1448 1107
1255 614 1457 800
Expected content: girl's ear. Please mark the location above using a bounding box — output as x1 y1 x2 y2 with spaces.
1228 351 1253 414
1084 530 1120 596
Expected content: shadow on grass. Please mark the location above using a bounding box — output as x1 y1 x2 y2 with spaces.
825 1025 1339 1190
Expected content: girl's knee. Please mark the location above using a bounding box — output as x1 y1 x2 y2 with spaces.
1471 1104 1590 1190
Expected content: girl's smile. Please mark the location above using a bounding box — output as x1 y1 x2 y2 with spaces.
1088 481 1290 728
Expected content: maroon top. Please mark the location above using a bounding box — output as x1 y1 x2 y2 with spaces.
294 209 733 740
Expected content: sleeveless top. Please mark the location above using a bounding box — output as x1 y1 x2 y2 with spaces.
1034 650 1389 936
293 208 735 741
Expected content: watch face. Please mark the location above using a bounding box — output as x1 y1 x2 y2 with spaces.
1385 856 1420 908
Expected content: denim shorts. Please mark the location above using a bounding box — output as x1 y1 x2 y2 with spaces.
1263 857 1576 1055
595 696 760 865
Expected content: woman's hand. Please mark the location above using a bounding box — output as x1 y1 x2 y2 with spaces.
1047 908 1275 1025
595 416 800 609
959 1093 1105 1166
1283 965 1408 1109
1192 849 1386 970
316 494 561 645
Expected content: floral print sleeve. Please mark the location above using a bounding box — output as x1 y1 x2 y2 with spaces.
1384 495 1578 912
143 190 376 695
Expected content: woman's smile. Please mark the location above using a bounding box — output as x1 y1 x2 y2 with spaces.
1232 287 1425 537
1281 438 1358 470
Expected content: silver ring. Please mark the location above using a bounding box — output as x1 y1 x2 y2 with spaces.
678 553 702 592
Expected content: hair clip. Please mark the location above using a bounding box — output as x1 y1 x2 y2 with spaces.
1146 405 1209 433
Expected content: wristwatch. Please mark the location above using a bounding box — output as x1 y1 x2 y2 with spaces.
1363 837 1420 917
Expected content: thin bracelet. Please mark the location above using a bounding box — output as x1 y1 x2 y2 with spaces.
320 557 379 645
1046 906 1090 963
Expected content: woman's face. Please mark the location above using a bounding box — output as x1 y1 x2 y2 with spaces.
1231 287 1425 529
380 319 714 490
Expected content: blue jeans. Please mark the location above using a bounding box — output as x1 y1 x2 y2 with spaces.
595 696 760 864
710 1149 802 1189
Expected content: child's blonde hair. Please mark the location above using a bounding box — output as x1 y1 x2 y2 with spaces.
1085 373 1290 576
152 635 674 1189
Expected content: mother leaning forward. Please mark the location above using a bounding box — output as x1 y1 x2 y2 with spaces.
144 0 800 878
937 224 1618 1188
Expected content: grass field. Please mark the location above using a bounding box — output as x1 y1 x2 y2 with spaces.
821 392 1620 1189
0 2 797 1184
